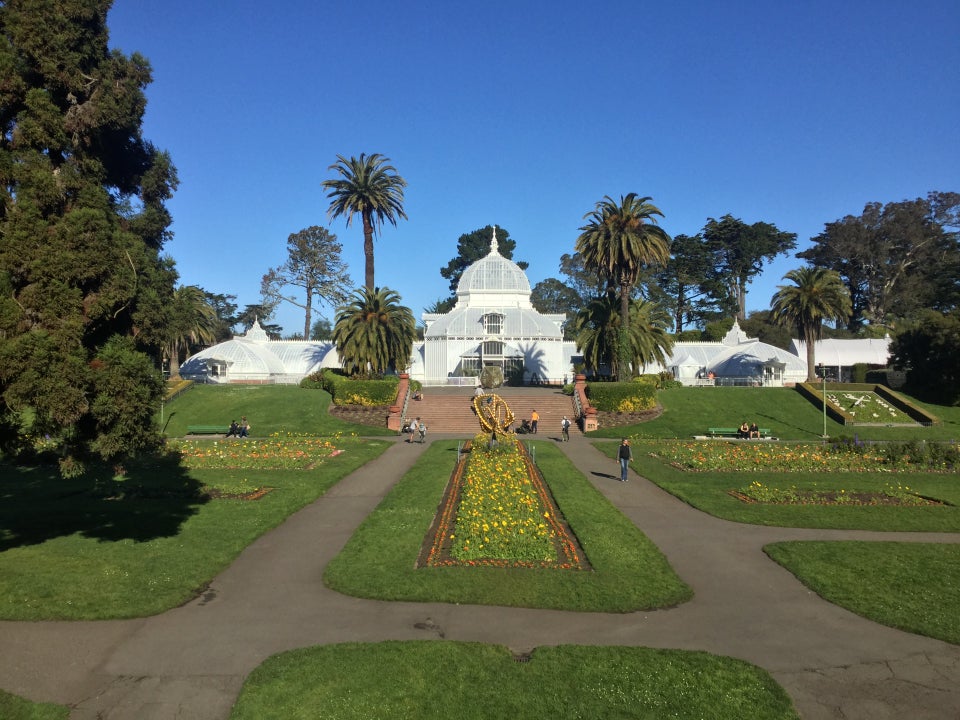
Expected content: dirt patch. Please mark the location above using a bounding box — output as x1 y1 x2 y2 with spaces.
328 404 391 427
593 405 663 428
203 487 273 501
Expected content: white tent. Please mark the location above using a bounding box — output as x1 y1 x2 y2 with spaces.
791 337 891 381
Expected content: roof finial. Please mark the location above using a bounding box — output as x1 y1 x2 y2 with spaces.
490 225 500 255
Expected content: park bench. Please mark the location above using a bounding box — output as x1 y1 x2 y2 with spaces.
707 427 772 438
186 425 231 435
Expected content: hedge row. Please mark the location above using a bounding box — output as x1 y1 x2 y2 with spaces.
300 369 400 406
585 378 657 412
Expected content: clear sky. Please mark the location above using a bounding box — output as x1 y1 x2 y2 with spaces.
106 0 960 336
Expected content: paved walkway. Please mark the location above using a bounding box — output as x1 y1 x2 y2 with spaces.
2 434 959 719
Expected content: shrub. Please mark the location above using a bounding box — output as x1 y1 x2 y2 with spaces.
303 368 400 405
586 381 656 412
299 371 325 389
851 363 868 383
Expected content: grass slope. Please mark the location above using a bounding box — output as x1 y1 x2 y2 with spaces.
159 383 393 437
589 386 960 441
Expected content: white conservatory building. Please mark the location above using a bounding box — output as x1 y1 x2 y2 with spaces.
178 320 340 384
643 321 809 387
416 228 578 386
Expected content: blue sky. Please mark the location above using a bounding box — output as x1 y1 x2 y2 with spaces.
106 0 960 336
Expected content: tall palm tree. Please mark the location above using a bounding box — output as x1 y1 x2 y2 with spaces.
574 295 673 376
166 286 219 379
575 193 671 380
771 267 852 382
333 287 416 377
322 153 407 292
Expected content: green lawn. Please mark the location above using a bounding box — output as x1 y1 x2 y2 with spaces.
159 383 394 437
0 438 390 620
324 441 692 611
230 641 798 720
0 690 68 720
765 542 960 645
589 386 960 442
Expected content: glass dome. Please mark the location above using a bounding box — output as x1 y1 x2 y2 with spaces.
456 227 530 295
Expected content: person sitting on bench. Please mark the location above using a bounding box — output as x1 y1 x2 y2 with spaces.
737 421 749 439
749 422 760 439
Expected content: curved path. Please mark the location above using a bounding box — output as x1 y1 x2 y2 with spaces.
1 435 959 719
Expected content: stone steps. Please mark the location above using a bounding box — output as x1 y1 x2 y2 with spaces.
402 391 579 436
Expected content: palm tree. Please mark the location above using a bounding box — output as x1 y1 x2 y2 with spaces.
321 153 407 292
771 267 852 382
333 287 416 377
575 193 671 380
166 286 219 379
574 295 673 376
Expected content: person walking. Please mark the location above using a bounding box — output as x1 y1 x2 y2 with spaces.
418 420 427 444
407 417 419 444
617 438 633 482
239 416 250 438
530 409 539 434
561 416 571 442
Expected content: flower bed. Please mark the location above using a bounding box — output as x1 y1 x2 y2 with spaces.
420 440 589 569
648 440 958 473
826 390 912 423
171 433 345 470
731 481 944 506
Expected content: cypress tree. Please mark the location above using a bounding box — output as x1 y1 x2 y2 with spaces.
0 0 178 474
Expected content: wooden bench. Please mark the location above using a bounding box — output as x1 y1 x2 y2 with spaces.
707 427 771 438
186 425 231 435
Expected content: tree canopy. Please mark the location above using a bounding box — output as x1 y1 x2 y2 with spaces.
321 153 407 292
889 309 960 405
439 225 528 297
0 0 178 473
798 192 960 330
703 215 797 321
261 226 351 339
652 233 724 331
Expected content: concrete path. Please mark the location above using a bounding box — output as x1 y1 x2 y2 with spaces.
1 434 959 719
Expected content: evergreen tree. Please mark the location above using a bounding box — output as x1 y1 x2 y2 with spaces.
439 225 528 297
702 215 797 321
0 0 178 474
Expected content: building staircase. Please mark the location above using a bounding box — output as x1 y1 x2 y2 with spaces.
402 387 580 437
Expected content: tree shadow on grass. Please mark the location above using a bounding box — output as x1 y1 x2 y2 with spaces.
0 452 207 551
